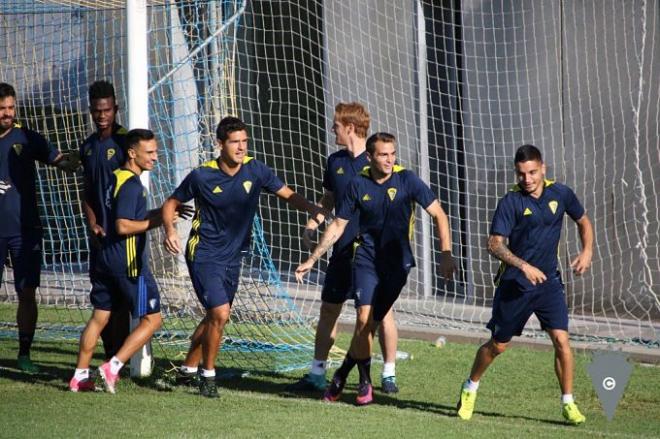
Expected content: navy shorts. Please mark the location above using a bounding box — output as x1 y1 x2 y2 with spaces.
321 254 353 304
0 232 42 295
90 271 160 318
352 252 409 322
187 260 241 309
487 276 569 343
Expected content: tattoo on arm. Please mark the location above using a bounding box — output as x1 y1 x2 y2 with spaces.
488 238 526 269
309 231 341 262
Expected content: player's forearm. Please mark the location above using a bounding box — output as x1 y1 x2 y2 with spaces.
433 210 452 252
162 198 180 235
115 218 151 235
577 215 594 254
487 236 527 269
308 220 347 263
305 192 335 229
81 198 97 228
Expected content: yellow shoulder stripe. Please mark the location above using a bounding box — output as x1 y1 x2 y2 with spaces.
509 184 521 192
360 166 370 177
113 169 135 198
393 164 405 173
116 127 128 135
201 159 219 169
544 179 555 187
243 156 254 164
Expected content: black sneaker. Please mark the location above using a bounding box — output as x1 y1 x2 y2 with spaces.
381 376 399 394
176 368 199 387
322 374 346 402
199 376 219 398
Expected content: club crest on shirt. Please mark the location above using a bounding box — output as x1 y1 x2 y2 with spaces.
362 194 371 201
243 181 252 194
212 186 223 194
548 200 558 214
336 167 344 175
12 144 22 155
387 188 397 201
107 148 115 160
523 207 533 216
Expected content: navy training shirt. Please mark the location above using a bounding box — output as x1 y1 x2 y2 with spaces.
171 157 285 265
0 124 60 237
321 149 369 258
97 169 149 277
335 166 436 271
490 180 585 287
79 125 127 232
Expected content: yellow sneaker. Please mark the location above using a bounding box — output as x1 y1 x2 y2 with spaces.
457 388 477 420
562 402 586 425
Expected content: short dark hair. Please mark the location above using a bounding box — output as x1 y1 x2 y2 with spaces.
0 83 16 100
216 116 247 141
366 132 396 155
125 128 155 153
514 144 543 164
89 80 116 103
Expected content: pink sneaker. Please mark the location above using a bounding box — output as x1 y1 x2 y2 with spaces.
356 382 373 406
69 376 95 392
98 362 119 394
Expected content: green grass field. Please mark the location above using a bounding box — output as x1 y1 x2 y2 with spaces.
1 334 659 438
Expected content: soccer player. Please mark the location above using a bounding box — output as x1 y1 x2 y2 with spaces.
79 80 131 361
0 82 79 373
288 103 402 394
162 116 327 398
296 132 456 405
70 129 190 393
456 145 593 425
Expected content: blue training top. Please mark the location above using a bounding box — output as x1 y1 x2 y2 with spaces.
322 149 369 259
97 169 149 277
0 124 60 237
335 166 436 271
490 180 585 288
171 157 285 265
79 125 127 233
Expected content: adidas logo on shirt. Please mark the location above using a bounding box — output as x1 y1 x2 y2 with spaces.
213 186 223 194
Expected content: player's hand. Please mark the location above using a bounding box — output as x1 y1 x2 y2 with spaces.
56 151 81 173
295 259 315 283
88 224 105 249
0 180 11 195
520 262 547 285
163 231 181 255
302 228 316 250
175 204 195 221
570 250 592 275
438 250 457 280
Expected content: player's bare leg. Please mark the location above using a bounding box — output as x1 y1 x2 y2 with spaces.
378 308 398 393
76 309 111 369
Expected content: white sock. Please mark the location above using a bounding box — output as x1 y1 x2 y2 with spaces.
181 365 198 374
74 368 89 381
201 368 216 378
310 359 327 376
109 356 124 375
464 378 480 392
562 394 574 404
382 362 396 379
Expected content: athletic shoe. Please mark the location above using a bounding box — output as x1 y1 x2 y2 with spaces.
17 355 39 373
175 368 199 387
322 374 346 402
199 376 219 398
562 402 586 425
356 382 373 406
457 388 477 420
285 373 327 392
98 362 119 394
381 376 399 394
69 376 95 392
